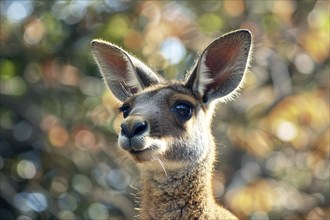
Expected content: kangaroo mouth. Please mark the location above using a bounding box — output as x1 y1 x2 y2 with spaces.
127 145 161 163
129 148 150 155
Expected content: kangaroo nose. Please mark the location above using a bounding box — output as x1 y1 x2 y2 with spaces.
121 121 148 138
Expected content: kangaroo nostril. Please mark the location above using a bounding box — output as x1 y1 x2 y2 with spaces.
121 124 131 138
132 121 148 136
121 121 148 138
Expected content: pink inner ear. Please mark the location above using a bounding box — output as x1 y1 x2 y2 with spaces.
102 50 129 79
207 71 231 90
204 42 240 90
205 42 240 75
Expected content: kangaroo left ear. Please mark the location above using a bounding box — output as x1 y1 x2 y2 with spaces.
91 40 161 102
186 29 252 104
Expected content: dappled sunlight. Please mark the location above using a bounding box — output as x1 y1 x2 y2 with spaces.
0 0 329 219
266 91 329 150
227 179 276 216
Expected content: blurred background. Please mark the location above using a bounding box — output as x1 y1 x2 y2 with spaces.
0 0 329 219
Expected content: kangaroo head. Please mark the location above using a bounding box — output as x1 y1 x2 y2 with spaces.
91 30 252 170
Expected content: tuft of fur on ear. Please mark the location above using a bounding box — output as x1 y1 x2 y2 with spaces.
91 40 161 101
186 29 252 104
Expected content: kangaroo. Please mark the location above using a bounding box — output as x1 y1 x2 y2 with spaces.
91 29 252 220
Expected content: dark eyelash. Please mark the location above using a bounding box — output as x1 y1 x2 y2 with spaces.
119 104 131 118
119 104 129 112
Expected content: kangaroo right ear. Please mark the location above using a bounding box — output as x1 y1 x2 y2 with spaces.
186 30 252 104
91 40 161 101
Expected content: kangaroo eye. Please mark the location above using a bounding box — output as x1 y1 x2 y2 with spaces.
173 101 193 120
119 104 131 118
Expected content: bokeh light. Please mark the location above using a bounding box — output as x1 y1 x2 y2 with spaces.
87 203 109 220
3 1 33 23
17 160 36 179
160 37 186 65
13 192 48 212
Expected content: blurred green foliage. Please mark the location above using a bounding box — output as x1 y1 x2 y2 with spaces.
0 0 329 219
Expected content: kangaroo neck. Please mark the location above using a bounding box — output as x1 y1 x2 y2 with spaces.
138 160 215 220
